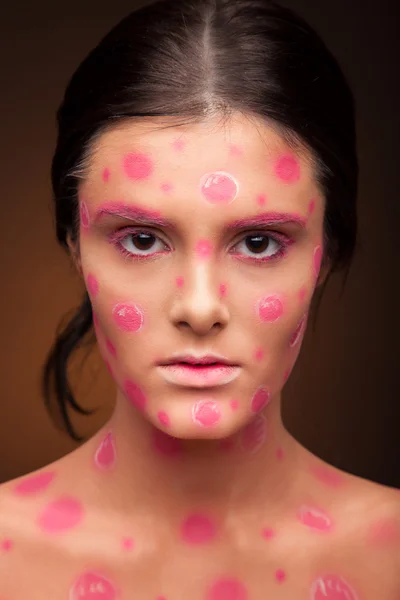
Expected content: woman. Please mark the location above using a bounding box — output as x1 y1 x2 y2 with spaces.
0 0 398 598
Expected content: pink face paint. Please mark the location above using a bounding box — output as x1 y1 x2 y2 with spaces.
275 569 286 583
103 339 116 358
112 303 144 332
192 400 221 427
313 245 323 279
122 152 154 181
200 171 239 204
367 517 400 546
122 537 134 550
290 315 306 347
195 239 213 259
230 399 239 411
161 182 173 193
256 193 267 207
257 294 284 322
261 527 275 540
13 471 55 496
310 574 358 600
250 387 270 412
157 410 170 427
86 274 99 297
274 153 301 183
152 429 183 457
229 144 243 156
94 432 117 470
79 201 90 229
172 138 186 152
219 283 227 297
254 347 265 361
176 276 184 288
70 571 118 600
102 168 110 182
297 505 333 532
309 464 345 488
37 496 84 533
207 577 248 600
123 379 147 412
92 312 99 328
219 436 236 452
240 413 267 454
298 286 307 302
1 539 13 551
276 447 285 461
180 513 217 545
308 198 316 215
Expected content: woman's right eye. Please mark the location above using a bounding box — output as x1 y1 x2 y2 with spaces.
109 228 170 259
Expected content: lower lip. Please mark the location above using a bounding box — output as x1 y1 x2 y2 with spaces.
157 364 240 387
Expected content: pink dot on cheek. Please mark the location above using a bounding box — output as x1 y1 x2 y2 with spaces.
257 295 284 322
86 274 99 297
192 400 221 427
180 513 217 544
112 303 144 332
37 497 84 533
176 276 184 288
200 171 239 204
124 380 147 412
254 347 264 361
70 571 117 600
13 471 55 496
122 152 154 180
195 239 213 259
157 411 170 427
105 338 117 357
274 153 301 183
207 577 248 600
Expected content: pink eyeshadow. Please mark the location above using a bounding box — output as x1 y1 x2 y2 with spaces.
124 380 147 411
79 201 90 229
180 513 217 545
310 574 358 600
256 193 267 207
37 496 84 533
257 294 284 322
102 167 110 182
86 273 99 297
297 505 333 532
207 577 248 600
70 571 117 600
13 471 55 496
157 410 170 427
219 283 227 297
192 400 221 427
112 303 144 332
200 172 239 204
250 387 270 412
313 245 322 278
240 413 267 454
105 338 117 357
122 152 154 180
152 429 183 457
176 276 184 288
195 239 213 259
274 153 301 183
94 432 117 470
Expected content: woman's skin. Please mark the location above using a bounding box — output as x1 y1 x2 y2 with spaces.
0 113 399 599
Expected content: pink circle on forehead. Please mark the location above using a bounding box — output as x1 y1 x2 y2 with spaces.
274 153 301 183
297 505 333 532
180 513 217 544
122 152 154 180
207 577 248 600
87 274 99 297
192 400 221 427
172 138 186 152
200 171 239 204
94 432 116 470
256 193 267 207
124 379 147 411
195 239 213 259
311 574 359 600
102 168 110 182
112 303 144 332
70 571 117 600
250 387 270 412
13 471 55 495
257 295 284 322
80 201 90 229
240 413 267 454
157 411 170 427
37 496 84 533
313 245 323 278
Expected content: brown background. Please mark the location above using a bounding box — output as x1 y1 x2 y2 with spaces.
0 0 398 486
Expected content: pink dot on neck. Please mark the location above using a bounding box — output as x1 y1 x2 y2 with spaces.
13 471 55 496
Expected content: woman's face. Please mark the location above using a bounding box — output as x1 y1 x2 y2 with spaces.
76 114 325 439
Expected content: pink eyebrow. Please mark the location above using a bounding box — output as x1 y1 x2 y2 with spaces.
93 202 171 226
227 212 306 229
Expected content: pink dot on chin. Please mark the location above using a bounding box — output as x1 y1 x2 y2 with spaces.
258 294 284 322
94 432 116 470
276 447 285 460
70 571 117 600
192 400 221 427
207 577 248 600
112 303 144 332
180 513 217 544
251 387 270 412
274 153 301 183
13 471 55 496
124 379 147 411
122 152 153 180
37 496 84 533
200 171 238 204
157 410 170 427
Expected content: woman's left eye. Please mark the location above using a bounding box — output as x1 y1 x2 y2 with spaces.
231 233 287 261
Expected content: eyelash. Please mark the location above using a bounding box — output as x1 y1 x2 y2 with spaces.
107 226 293 263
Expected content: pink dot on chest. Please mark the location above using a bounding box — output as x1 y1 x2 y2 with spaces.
180 513 217 544
13 471 55 496
37 496 84 533
70 571 117 600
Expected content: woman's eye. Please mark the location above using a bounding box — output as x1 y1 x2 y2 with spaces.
120 231 167 255
232 234 282 259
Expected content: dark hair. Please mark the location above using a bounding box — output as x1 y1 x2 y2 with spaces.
43 0 358 441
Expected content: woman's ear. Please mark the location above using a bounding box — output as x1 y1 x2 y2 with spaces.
66 233 83 277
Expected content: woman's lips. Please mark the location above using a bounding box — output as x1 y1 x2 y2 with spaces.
157 363 241 387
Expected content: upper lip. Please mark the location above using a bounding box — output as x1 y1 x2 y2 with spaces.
158 354 238 366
